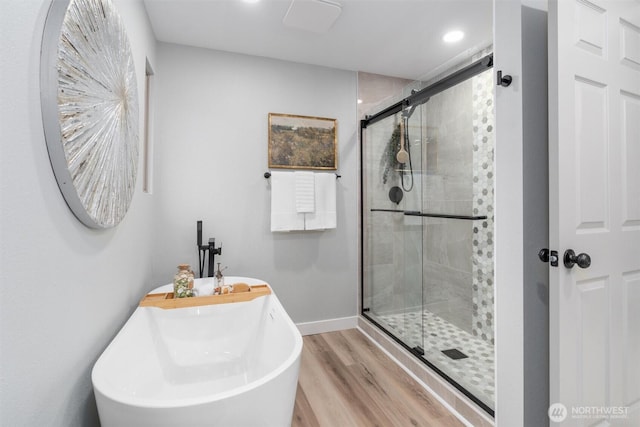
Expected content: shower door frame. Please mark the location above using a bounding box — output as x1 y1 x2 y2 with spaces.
359 53 495 417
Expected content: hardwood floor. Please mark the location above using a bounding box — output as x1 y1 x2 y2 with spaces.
292 329 464 427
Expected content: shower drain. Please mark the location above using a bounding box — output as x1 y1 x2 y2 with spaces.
441 348 469 360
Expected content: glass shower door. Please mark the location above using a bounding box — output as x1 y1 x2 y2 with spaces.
362 111 423 351
361 55 496 415
418 67 495 411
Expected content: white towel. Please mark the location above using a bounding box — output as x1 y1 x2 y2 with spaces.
305 173 337 230
270 171 305 232
294 171 315 213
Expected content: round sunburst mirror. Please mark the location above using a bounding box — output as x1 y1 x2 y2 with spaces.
41 0 139 229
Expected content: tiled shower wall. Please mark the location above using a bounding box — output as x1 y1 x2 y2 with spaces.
359 67 495 347
471 70 495 344
422 79 474 333
421 69 495 343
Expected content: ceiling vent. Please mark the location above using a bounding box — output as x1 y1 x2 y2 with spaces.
282 0 342 34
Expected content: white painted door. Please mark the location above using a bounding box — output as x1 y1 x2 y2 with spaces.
549 1 640 426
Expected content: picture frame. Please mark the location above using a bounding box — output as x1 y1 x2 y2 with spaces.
268 113 337 170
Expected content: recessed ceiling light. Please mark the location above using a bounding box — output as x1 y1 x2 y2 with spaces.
443 30 464 43
357 99 363 104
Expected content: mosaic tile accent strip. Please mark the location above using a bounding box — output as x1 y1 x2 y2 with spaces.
375 310 495 409
471 69 495 345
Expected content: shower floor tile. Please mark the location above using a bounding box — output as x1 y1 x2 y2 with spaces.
375 310 495 409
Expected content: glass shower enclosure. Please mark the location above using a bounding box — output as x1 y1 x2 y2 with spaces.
360 55 496 414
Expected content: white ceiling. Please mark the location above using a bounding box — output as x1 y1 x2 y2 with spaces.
143 0 493 80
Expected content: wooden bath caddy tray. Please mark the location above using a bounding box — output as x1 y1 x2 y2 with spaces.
139 284 271 309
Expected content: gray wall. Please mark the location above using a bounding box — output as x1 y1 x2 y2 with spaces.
522 4 550 427
151 43 359 324
1 4 359 426
0 0 157 426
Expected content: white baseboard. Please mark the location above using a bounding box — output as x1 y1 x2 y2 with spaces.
296 316 358 336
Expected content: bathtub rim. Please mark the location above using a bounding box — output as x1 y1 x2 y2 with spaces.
92 280 303 409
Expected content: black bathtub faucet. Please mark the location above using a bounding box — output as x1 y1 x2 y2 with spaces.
197 220 222 278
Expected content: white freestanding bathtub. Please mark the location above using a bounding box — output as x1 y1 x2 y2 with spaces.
92 277 303 427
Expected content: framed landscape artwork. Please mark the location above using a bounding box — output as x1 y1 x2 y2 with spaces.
268 113 337 170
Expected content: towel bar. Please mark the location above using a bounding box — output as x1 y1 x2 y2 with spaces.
264 171 341 179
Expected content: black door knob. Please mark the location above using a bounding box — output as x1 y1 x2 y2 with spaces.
538 248 549 262
563 249 591 269
538 248 559 266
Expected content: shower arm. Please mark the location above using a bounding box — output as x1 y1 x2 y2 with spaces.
398 104 416 192
402 104 417 120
